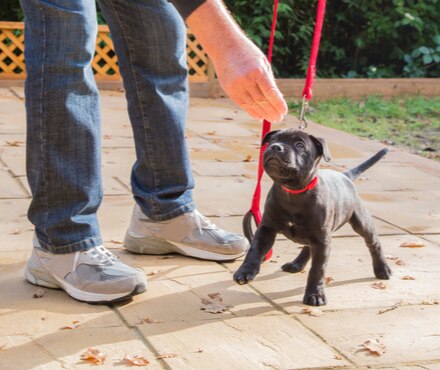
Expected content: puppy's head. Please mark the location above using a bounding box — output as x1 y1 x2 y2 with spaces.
262 128 330 187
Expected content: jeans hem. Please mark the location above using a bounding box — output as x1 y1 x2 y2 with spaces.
36 236 103 254
142 201 196 221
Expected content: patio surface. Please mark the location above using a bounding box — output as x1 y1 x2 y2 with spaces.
1 86 440 369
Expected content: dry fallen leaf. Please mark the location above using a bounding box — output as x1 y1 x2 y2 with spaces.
207 131 217 136
385 254 398 260
123 355 150 366
325 277 335 285
200 292 231 314
377 300 402 315
80 348 107 365
33 289 45 298
156 354 177 359
243 155 253 162
146 270 161 277
138 317 165 324
402 275 415 280
395 259 406 266
301 307 324 317
334 354 343 360
360 338 386 356
61 321 80 330
421 299 439 305
400 241 425 248
241 174 253 179
6 140 24 147
371 282 386 290
0 344 6 351
110 239 123 245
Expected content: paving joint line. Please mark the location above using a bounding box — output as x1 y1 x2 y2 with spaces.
112 176 132 194
373 215 440 245
8 87 24 101
218 261 357 367
0 157 31 197
108 303 173 370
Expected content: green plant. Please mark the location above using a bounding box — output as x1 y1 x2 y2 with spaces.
403 35 440 77
225 0 440 78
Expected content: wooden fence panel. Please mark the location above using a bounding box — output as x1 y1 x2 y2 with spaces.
0 21 210 82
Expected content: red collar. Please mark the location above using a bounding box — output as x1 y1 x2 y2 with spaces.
281 177 318 194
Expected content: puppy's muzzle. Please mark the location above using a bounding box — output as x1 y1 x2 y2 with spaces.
264 143 291 167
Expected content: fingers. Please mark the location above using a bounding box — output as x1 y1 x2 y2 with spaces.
233 91 264 121
255 70 288 119
246 83 283 123
230 72 287 122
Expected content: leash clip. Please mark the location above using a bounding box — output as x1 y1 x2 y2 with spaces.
298 95 309 130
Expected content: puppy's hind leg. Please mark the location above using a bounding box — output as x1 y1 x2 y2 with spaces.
282 246 310 273
349 206 392 280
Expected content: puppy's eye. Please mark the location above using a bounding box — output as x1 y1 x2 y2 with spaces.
295 142 305 150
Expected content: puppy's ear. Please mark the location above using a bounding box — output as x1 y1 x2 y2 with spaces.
262 130 280 146
310 135 331 162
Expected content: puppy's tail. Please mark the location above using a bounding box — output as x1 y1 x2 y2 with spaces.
344 148 389 181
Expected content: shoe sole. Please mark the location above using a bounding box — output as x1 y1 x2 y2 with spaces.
24 267 146 304
124 233 245 261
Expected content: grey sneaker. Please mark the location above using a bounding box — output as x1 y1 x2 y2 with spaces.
124 204 249 261
25 237 147 303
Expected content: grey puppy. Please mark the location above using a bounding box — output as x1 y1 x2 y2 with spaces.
233 128 392 306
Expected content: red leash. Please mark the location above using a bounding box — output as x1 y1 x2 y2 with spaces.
242 0 327 261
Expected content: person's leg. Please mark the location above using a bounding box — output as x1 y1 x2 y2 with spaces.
96 0 248 260
21 0 102 252
20 0 146 302
97 0 194 221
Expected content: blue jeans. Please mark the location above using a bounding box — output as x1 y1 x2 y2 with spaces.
20 0 195 253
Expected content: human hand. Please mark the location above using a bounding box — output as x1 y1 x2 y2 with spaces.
212 38 288 123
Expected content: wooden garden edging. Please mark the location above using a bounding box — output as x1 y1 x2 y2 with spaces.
0 21 211 83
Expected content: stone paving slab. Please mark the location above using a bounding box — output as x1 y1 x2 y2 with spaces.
333 159 440 192
111 252 281 323
0 251 163 369
0 170 28 198
0 146 26 177
0 98 26 129
139 316 350 369
225 235 440 312
361 191 440 234
298 304 440 367
1 93 440 369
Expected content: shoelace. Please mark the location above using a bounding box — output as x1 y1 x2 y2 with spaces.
84 246 118 264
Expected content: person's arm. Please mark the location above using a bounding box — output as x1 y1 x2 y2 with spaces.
186 0 287 123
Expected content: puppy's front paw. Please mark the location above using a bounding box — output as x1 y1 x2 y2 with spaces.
303 288 327 306
282 261 305 273
374 262 392 280
233 265 259 285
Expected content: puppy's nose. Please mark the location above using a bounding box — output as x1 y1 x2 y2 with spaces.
269 143 284 152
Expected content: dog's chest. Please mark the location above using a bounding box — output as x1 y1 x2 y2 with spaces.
280 216 312 245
